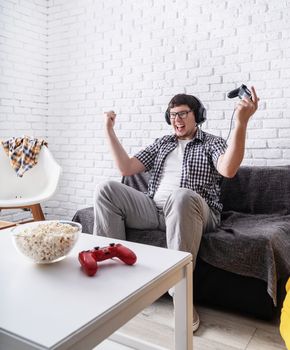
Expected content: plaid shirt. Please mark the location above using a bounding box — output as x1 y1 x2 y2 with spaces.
134 128 227 213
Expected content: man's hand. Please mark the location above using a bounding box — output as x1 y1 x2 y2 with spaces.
235 86 259 126
217 86 259 178
104 110 116 131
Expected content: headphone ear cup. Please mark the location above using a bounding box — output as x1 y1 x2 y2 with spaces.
165 110 171 125
195 100 207 125
197 106 206 124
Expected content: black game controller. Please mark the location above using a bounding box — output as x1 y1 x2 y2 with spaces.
227 84 252 100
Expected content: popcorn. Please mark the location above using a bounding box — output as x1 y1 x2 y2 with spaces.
14 222 79 263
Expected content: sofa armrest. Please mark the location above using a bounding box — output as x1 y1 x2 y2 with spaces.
72 207 94 234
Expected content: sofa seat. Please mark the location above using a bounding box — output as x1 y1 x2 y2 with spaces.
200 211 290 306
72 165 290 319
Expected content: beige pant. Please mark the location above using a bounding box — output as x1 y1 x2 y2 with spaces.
94 181 219 268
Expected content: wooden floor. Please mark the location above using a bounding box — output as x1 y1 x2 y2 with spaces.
97 295 287 350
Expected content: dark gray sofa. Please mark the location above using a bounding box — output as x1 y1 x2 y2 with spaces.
72 166 290 320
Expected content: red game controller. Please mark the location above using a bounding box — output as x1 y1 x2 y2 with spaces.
78 243 137 276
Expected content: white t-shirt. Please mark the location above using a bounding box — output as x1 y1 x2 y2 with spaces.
153 139 191 208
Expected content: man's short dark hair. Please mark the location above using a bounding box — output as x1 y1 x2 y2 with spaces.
168 94 200 115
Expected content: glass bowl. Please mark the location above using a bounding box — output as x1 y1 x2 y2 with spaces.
12 220 82 264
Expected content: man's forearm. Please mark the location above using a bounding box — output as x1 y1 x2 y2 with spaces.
105 128 132 174
103 110 145 176
218 122 247 178
217 86 259 178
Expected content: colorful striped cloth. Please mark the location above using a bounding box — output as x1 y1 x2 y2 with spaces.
1 136 48 177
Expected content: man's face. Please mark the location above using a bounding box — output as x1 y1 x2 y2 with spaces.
169 104 197 140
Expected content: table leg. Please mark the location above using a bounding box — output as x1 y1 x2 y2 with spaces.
174 261 193 350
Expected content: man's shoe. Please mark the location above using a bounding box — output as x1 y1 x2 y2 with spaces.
173 295 200 333
192 306 200 332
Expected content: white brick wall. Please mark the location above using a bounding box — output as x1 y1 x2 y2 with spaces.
0 0 47 222
0 0 47 137
1 0 290 222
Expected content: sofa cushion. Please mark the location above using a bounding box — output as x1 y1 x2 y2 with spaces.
126 228 166 248
221 166 290 214
122 171 150 192
123 166 290 215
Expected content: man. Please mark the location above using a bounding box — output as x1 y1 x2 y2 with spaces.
94 87 259 331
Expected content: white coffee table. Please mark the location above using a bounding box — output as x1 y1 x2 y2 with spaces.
0 230 193 350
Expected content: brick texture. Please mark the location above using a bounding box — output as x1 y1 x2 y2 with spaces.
1 0 290 222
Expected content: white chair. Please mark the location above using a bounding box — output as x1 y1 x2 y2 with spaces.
0 145 61 222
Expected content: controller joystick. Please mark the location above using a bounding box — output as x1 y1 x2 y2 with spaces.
227 84 252 100
78 243 137 276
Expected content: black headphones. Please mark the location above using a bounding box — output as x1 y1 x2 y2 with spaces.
165 95 207 125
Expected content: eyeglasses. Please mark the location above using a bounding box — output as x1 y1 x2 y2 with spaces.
169 110 192 119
